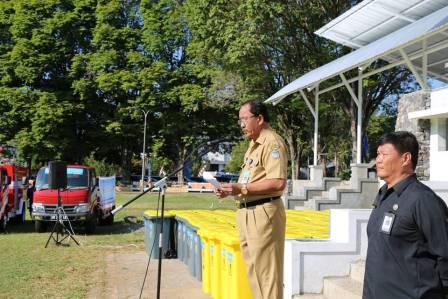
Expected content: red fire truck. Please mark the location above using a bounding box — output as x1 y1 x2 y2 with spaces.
32 164 115 234
0 160 28 232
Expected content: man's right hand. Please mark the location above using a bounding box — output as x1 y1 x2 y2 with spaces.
214 187 227 198
214 183 242 198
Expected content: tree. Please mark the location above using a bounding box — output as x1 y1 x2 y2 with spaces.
138 0 238 183
325 63 413 162
185 0 354 179
365 101 397 161
70 0 147 179
0 0 98 167
185 0 412 178
225 139 249 173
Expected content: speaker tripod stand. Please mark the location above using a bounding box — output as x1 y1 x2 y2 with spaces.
45 188 80 247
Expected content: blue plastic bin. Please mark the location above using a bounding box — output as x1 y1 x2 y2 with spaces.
176 220 185 261
184 222 198 276
194 232 202 281
143 215 174 259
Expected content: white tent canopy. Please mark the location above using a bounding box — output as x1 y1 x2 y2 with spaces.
266 5 448 105
315 0 448 49
265 3 448 165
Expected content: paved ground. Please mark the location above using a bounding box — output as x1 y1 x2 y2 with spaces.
88 251 211 299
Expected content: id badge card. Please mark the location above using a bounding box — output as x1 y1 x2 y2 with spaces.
241 170 250 184
380 212 395 234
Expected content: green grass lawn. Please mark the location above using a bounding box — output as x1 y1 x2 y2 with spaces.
0 191 233 299
117 191 237 212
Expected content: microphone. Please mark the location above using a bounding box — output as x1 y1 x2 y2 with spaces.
111 177 168 215
153 177 167 188
111 205 123 215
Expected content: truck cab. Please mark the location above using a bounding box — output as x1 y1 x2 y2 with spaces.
32 165 114 233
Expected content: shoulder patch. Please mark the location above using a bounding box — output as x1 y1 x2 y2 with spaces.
271 148 280 159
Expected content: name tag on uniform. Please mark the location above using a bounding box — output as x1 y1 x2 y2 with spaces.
241 170 250 184
380 212 395 234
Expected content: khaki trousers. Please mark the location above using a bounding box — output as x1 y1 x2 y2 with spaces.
236 199 286 299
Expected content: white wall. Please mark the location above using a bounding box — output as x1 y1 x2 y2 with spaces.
422 181 448 204
430 151 448 181
430 89 448 181
283 209 371 297
431 88 448 110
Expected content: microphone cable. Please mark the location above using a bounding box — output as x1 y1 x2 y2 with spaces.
138 188 162 299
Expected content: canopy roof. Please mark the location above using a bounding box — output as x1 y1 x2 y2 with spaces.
315 0 448 49
265 5 448 104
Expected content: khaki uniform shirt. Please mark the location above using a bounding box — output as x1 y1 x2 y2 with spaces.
237 126 288 203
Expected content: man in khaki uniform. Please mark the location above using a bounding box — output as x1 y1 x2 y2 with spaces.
216 100 287 299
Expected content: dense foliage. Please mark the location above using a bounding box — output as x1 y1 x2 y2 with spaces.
0 0 238 178
0 0 412 179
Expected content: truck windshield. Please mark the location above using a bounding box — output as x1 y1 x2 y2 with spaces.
36 167 89 190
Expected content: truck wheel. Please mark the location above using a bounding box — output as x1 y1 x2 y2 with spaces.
0 216 6 232
35 220 47 233
85 213 97 234
103 213 114 226
18 202 26 224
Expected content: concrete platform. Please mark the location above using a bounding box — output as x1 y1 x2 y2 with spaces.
88 251 211 299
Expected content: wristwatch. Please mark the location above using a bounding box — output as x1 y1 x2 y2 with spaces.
241 184 248 196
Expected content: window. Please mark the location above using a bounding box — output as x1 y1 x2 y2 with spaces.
0 170 5 192
35 167 89 189
446 119 448 151
67 168 88 188
438 118 448 151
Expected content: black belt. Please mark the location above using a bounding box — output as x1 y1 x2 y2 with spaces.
238 196 280 209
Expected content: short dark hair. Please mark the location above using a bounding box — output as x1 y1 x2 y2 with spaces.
241 100 270 123
378 131 419 170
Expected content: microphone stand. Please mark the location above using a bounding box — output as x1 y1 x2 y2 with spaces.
111 138 232 299
112 164 184 299
45 187 80 247
156 186 166 299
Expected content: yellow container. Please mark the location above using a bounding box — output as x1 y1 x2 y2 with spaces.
143 209 177 217
198 225 226 299
143 209 330 298
222 234 253 299
209 230 222 299
220 245 229 299
198 229 211 294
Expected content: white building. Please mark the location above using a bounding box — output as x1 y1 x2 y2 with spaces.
203 151 231 173
409 88 448 181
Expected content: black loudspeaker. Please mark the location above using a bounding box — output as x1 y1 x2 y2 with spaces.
48 161 67 190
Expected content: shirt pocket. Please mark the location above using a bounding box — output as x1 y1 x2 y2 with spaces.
248 156 260 168
390 213 418 241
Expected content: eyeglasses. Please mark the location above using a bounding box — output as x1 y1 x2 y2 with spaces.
238 115 257 125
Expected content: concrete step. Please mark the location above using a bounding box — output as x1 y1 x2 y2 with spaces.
323 276 362 299
350 260 365 283
294 206 310 210
294 294 327 299
305 196 334 210
303 199 315 208
310 196 325 201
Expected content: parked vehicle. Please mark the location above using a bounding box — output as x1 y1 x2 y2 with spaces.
32 165 114 234
0 161 28 232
